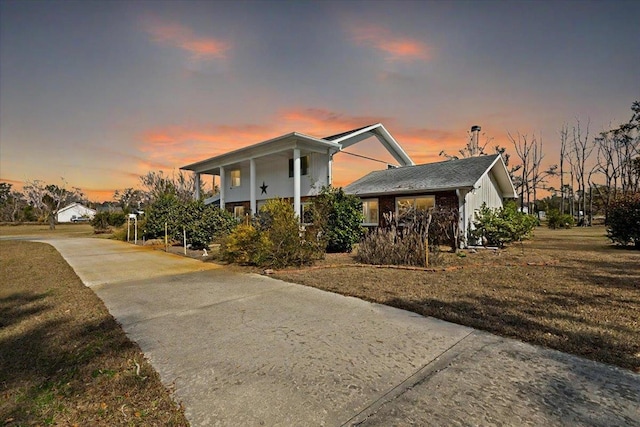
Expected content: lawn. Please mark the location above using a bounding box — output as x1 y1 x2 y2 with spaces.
0 240 189 426
273 226 640 372
0 223 96 238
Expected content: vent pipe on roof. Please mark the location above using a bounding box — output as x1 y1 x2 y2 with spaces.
470 125 481 156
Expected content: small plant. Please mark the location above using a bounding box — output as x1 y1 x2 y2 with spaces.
546 209 574 229
607 192 640 249
471 201 537 247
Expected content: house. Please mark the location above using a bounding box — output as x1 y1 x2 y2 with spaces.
181 123 414 219
57 202 97 223
343 154 517 246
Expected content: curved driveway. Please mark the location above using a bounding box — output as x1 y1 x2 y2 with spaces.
44 238 639 426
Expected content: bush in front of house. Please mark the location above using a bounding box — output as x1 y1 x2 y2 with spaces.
143 195 236 249
546 209 574 229
312 186 364 253
471 201 537 247
607 192 640 249
222 198 324 268
356 207 458 267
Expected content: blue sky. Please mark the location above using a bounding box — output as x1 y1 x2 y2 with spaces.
1 0 638 200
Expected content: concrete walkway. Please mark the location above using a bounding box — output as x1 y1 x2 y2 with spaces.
43 238 639 426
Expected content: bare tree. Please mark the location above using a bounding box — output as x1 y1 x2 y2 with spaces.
23 179 85 229
568 119 595 226
559 124 569 214
139 170 202 204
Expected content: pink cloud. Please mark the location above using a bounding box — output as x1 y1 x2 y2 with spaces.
349 24 430 62
142 16 230 60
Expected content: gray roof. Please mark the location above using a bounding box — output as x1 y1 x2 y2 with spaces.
344 154 502 196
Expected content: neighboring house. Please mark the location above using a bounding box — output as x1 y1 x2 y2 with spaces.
343 154 517 247
57 202 97 223
181 123 414 219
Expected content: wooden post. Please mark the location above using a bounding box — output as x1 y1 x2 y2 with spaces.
425 236 429 267
165 222 168 252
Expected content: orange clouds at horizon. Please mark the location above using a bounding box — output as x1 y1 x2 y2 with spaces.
142 16 230 60
348 24 430 62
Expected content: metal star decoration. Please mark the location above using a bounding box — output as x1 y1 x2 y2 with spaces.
260 181 268 194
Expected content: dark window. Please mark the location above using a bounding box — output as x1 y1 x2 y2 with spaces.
289 156 309 177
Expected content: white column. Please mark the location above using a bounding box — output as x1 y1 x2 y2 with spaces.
219 166 226 210
327 153 333 186
293 148 301 219
250 158 256 215
194 173 201 200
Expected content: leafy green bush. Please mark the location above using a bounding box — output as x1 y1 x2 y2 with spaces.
546 209 574 229
143 195 236 249
312 186 363 253
471 202 537 247
607 193 640 248
91 211 127 231
180 201 237 249
222 198 323 267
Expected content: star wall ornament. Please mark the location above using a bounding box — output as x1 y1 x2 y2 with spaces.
260 181 268 194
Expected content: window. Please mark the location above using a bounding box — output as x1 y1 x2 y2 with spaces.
301 202 314 225
362 198 379 225
289 156 309 177
230 169 241 187
396 196 435 217
233 206 245 220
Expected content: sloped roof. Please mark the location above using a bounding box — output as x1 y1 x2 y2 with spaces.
58 202 96 214
323 124 377 141
344 154 516 197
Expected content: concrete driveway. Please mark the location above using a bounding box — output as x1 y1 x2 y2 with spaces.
43 238 639 426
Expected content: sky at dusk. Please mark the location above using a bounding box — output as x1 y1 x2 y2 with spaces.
1 0 639 201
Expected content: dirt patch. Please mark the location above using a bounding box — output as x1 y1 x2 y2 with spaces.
0 241 189 426
272 227 640 372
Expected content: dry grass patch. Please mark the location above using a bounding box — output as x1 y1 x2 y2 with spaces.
0 223 96 238
0 241 188 426
273 226 640 372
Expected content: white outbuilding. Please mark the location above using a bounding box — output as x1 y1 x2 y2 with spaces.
57 202 96 223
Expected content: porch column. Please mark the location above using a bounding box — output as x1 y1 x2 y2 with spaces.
328 152 333 186
194 173 201 200
293 148 301 219
219 166 226 210
249 158 256 215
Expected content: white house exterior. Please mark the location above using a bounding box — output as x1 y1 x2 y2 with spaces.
343 154 517 247
181 123 414 218
57 203 96 223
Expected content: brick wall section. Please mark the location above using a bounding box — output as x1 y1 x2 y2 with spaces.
435 191 458 210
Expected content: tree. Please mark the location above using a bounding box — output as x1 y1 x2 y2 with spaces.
22 179 84 229
113 187 146 212
568 119 596 226
508 132 555 214
139 170 202 204
0 182 28 222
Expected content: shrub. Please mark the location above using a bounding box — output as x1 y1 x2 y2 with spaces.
91 211 127 232
222 198 324 268
607 193 640 249
471 202 537 247
546 209 574 229
356 207 458 267
180 201 237 249
312 186 364 253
